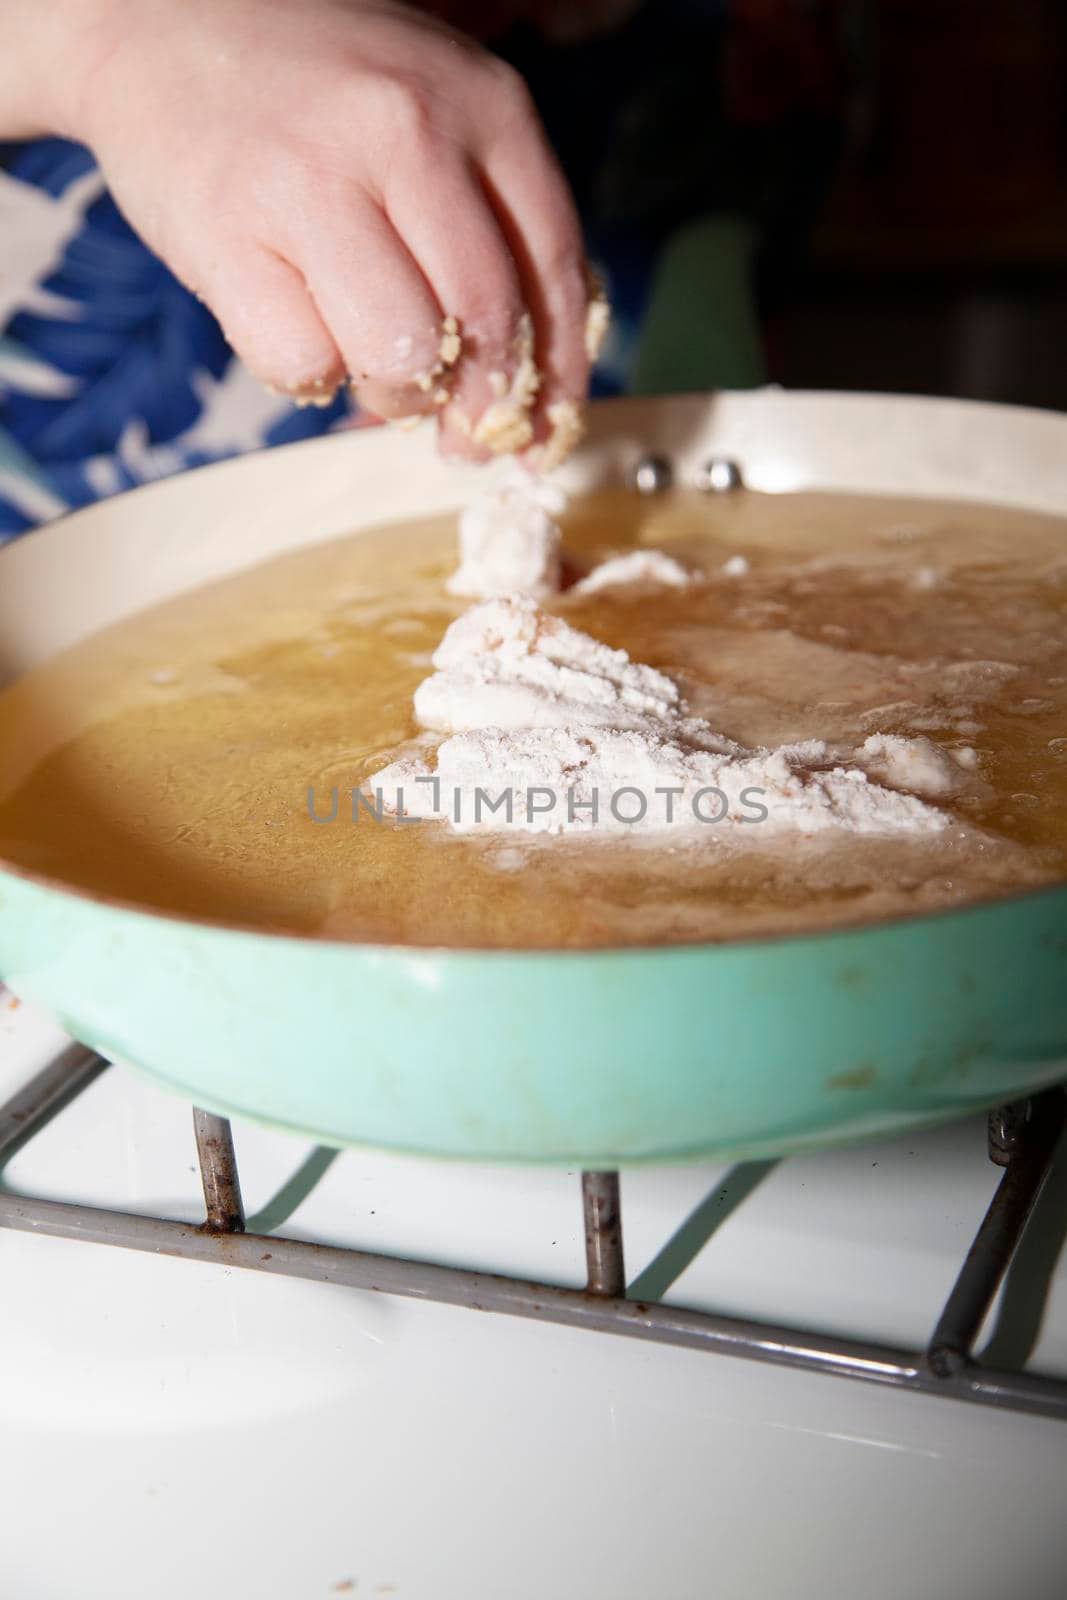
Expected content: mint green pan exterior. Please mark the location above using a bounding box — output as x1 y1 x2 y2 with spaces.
1 392 1065 1164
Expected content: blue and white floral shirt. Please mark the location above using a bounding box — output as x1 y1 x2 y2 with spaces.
0 138 365 540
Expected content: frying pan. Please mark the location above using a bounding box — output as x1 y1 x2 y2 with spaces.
0 391 1065 1164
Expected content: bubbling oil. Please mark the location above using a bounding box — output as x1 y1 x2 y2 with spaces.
0 487 1065 948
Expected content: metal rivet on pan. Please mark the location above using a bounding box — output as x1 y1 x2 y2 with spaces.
632 454 673 494
697 458 744 493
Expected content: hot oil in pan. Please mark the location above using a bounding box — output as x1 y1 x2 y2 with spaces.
0 488 1065 948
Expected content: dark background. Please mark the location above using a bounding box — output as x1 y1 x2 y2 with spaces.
773 0 1067 410
493 0 1067 409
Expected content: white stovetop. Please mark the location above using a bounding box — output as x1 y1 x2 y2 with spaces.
2 984 1066 1600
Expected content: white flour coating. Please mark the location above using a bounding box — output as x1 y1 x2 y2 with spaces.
413 315 462 395
447 476 691 602
372 728 946 836
368 597 952 837
416 595 713 739
536 398 586 472
448 475 565 601
722 554 751 578
438 316 462 367
574 550 691 595
472 314 541 453
857 733 966 798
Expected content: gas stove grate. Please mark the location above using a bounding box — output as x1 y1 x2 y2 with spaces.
1 1042 1066 1421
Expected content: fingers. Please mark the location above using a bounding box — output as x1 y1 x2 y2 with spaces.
381 146 533 461
209 69 599 467
199 245 345 402
477 77 594 468
296 198 457 422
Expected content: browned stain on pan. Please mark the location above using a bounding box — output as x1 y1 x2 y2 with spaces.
826 1063 878 1090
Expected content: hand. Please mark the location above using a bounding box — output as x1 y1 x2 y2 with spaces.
47 0 598 462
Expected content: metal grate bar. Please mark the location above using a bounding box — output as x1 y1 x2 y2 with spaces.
2 1043 1066 1420
0 1046 108 1168
929 1089 1066 1377
581 1171 625 1296
192 1109 245 1233
1 1187 1066 1418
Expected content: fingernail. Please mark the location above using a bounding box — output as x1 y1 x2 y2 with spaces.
585 265 611 362
263 375 341 407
